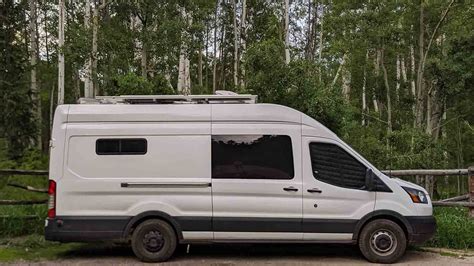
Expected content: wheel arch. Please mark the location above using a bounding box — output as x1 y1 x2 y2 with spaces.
353 210 413 241
123 211 184 241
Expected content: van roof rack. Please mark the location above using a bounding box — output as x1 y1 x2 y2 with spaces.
78 92 257 105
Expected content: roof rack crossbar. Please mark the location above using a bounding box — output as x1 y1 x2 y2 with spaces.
78 94 257 105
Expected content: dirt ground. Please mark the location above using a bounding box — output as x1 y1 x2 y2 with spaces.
6 243 474 265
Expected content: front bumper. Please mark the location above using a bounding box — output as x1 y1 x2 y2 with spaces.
406 215 436 244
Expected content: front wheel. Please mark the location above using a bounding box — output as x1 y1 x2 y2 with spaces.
358 219 407 264
131 219 177 262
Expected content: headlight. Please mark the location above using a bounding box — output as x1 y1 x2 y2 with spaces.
402 186 428 204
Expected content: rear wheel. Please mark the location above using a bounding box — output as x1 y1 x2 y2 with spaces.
131 219 177 262
358 219 407 264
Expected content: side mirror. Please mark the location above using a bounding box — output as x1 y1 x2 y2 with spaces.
365 169 375 191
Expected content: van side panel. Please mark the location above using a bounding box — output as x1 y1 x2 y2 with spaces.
53 121 212 241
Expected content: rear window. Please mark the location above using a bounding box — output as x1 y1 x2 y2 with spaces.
212 135 294 180
96 138 147 155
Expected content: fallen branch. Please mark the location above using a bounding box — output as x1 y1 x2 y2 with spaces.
7 183 48 193
0 199 47 205
432 201 474 208
0 215 40 220
0 169 48 176
439 194 469 202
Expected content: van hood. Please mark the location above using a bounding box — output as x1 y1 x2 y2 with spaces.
391 177 428 193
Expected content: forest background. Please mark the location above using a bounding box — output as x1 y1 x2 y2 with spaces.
1 0 473 199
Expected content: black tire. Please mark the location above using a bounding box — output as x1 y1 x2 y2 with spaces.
131 219 177 262
358 219 407 264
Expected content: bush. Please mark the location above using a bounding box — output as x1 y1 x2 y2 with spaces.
426 207 474 249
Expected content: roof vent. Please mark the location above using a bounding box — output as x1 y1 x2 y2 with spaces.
215 90 239 96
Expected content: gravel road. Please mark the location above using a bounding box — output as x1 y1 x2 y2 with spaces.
7 243 474 265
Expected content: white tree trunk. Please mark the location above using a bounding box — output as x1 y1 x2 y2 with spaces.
58 0 65 104
163 54 173 90
415 1 424 128
396 54 400 101
212 0 219 93
318 2 324 82
198 46 203 87
232 0 239 88
341 54 351 101
373 50 381 114
240 0 247 87
331 56 344 87
177 7 191 95
141 43 147 79
284 0 290 64
401 56 407 82
410 45 416 98
83 0 92 98
381 50 392 133
29 0 41 148
49 85 55 130
92 1 99 96
372 94 379 114
177 52 188 94
410 45 417 128
362 50 368 125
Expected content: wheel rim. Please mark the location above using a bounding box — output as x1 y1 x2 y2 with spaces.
370 229 397 256
143 230 165 253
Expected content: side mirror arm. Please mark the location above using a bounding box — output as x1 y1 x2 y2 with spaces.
365 169 375 191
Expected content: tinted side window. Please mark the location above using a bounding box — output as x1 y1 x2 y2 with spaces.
309 142 367 190
212 135 294 180
96 139 119 154
96 139 147 155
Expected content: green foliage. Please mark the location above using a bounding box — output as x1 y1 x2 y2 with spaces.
106 73 174 96
245 40 348 134
426 207 474 249
0 0 37 160
344 124 446 170
0 206 46 238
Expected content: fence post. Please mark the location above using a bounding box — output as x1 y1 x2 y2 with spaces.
469 166 474 218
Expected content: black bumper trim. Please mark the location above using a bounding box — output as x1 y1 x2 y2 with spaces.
45 216 131 242
405 215 436 244
45 214 436 244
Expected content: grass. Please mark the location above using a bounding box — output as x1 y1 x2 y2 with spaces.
0 174 48 237
425 207 474 249
0 234 81 262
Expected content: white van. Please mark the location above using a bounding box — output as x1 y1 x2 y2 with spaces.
45 94 435 263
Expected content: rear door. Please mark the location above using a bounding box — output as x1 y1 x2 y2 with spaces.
211 123 303 240
302 137 376 241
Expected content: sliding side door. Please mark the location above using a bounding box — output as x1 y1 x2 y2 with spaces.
211 123 303 240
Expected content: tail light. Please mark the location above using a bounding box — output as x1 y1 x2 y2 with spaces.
47 180 56 218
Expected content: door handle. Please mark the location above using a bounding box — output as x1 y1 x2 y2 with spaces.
307 188 322 193
283 186 299 192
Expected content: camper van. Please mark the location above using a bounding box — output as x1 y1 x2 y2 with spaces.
45 93 435 263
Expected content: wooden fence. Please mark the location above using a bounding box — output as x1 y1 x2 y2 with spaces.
380 167 474 217
1 167 473 217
